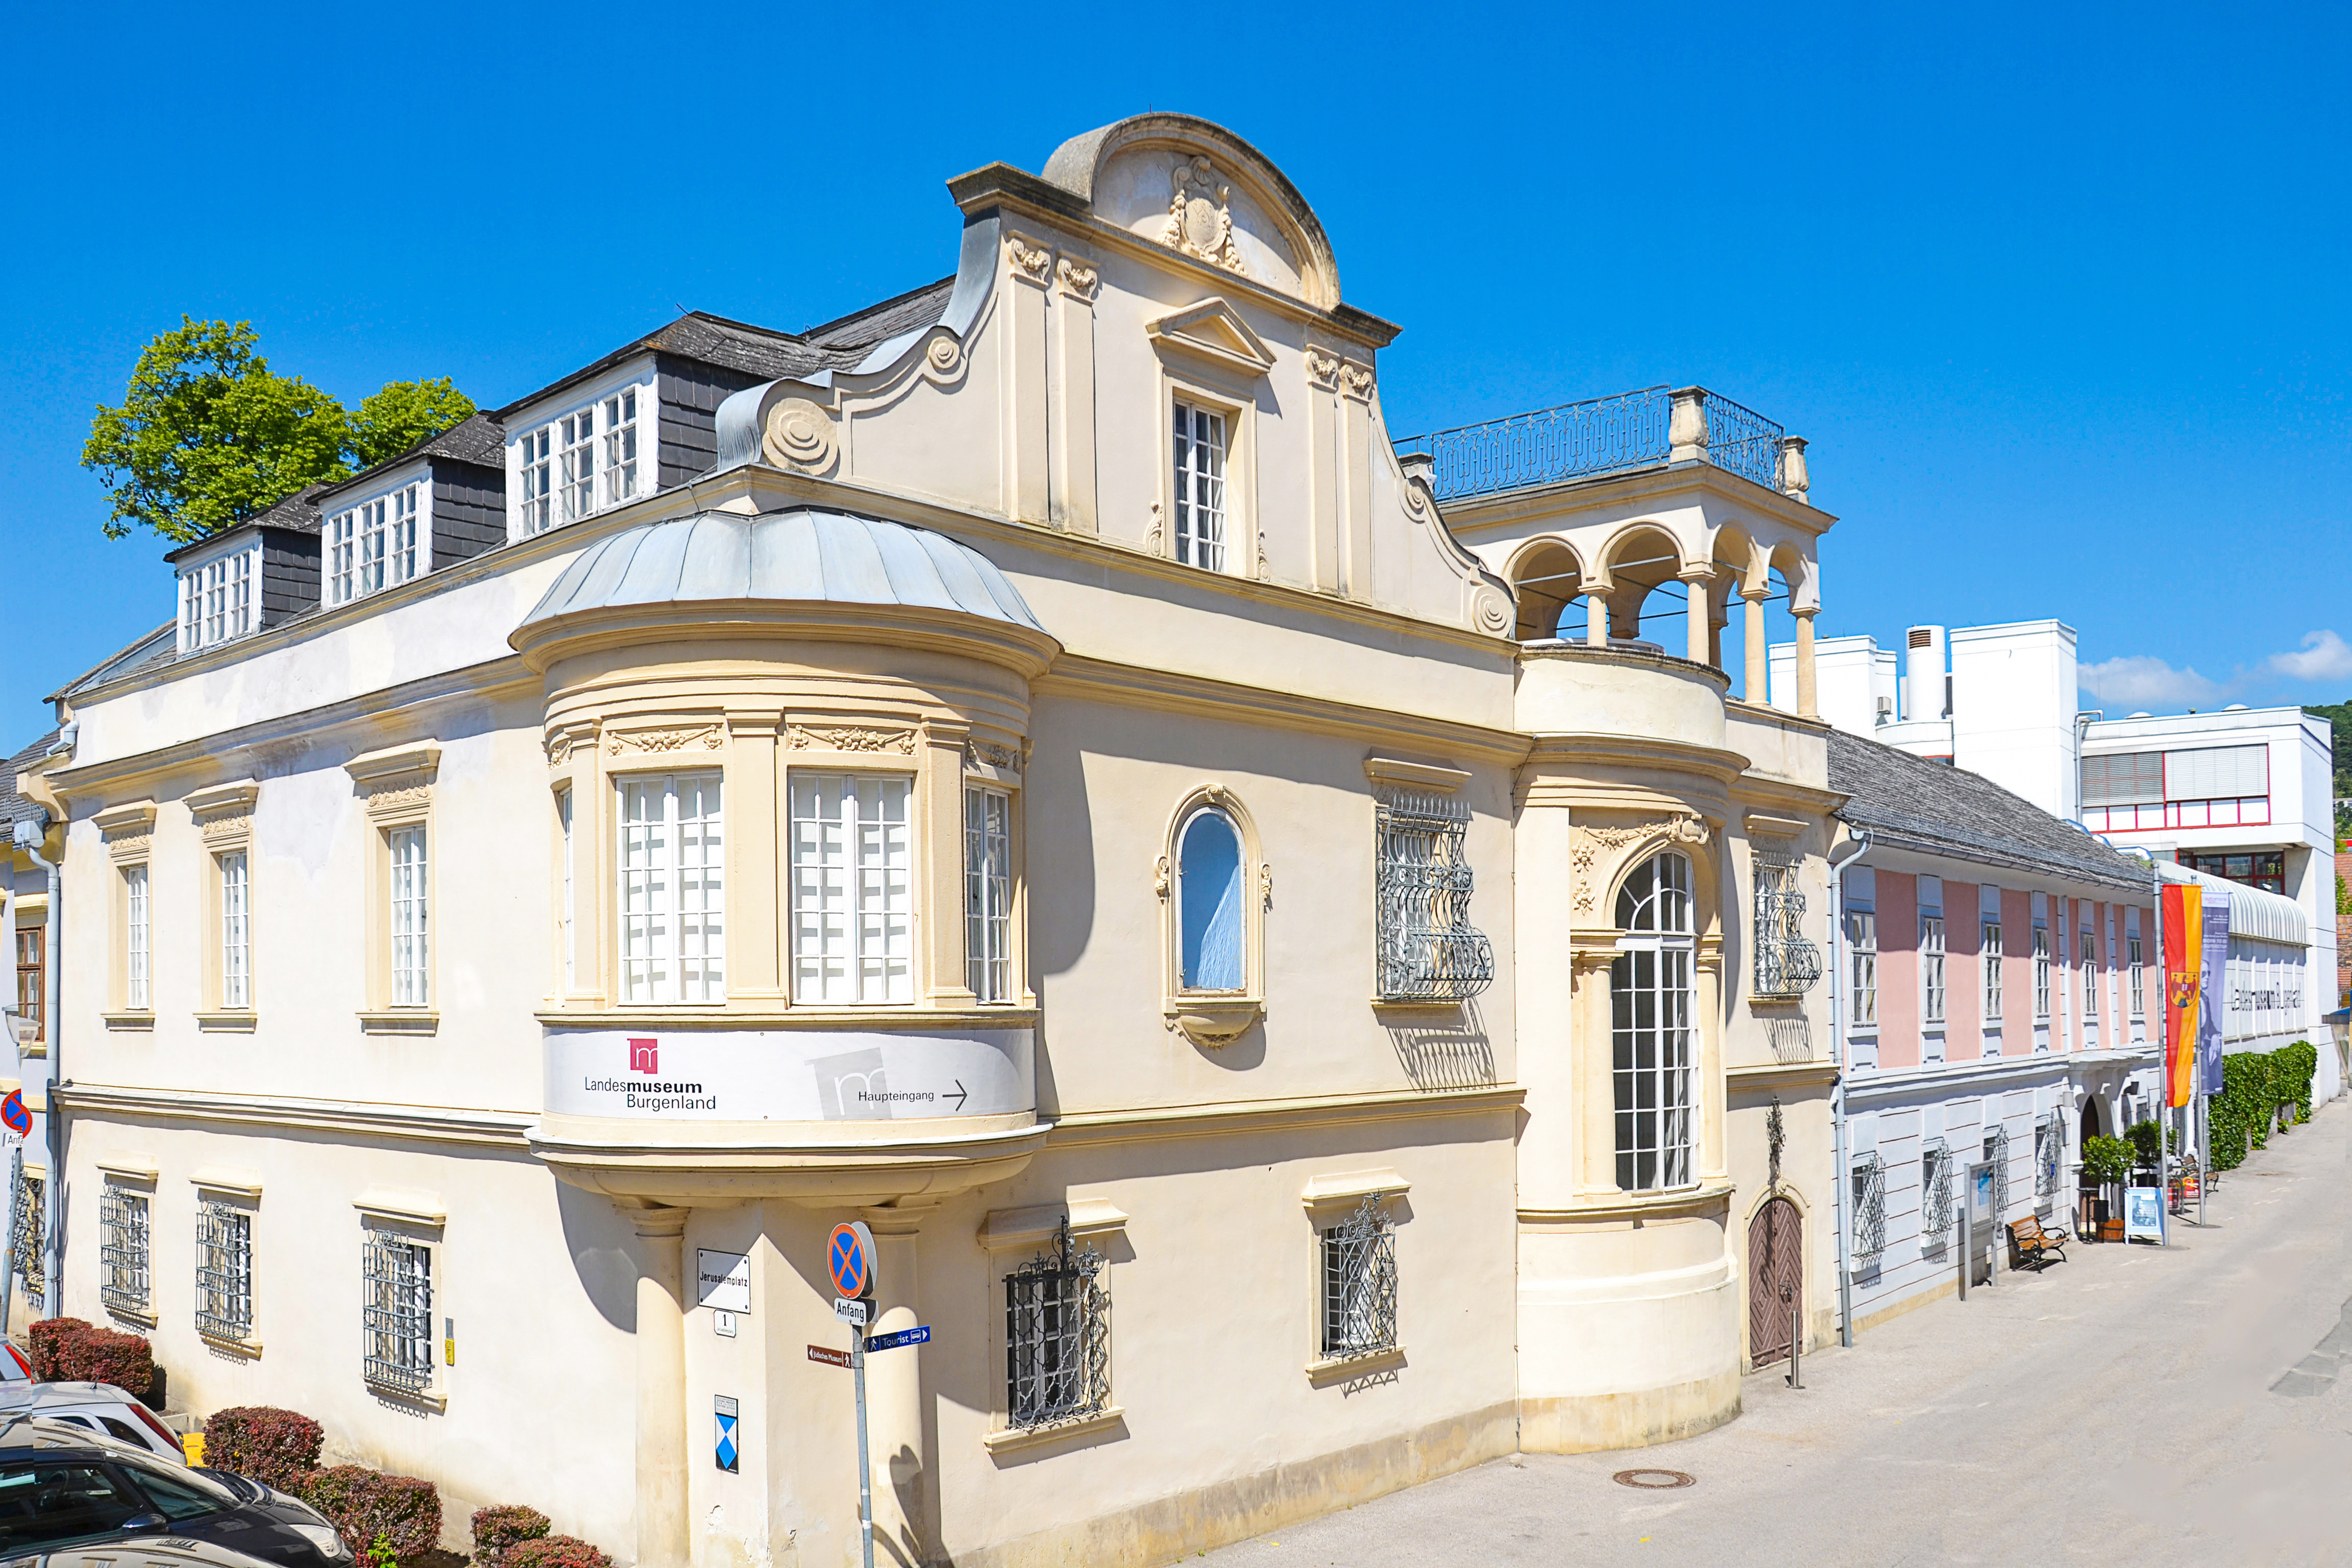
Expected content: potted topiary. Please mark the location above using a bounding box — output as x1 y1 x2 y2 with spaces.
2081 1136 2136 1241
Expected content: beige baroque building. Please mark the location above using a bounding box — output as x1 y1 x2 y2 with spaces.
22 115 1840 1567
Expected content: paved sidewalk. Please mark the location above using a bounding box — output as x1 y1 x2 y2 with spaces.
1197 1098 2352 1567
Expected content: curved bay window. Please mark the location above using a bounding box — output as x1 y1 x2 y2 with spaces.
1612 851 1695 1191
1178 807 1245 992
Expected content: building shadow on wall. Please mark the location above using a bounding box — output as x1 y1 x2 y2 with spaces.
1760 1011 1813 1063
1384 998 1496 1089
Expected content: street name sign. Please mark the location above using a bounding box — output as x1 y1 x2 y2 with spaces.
865 1326 932 1353
807 1344 851 1368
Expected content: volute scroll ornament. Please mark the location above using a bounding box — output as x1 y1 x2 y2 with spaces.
763 398 839 474
1055 258 1099 301
1007 236 1055 287
1305 348 1340 390
1158 156 1248 275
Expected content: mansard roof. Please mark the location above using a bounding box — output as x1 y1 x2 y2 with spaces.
1826 728 2153 894
516 508 1046 637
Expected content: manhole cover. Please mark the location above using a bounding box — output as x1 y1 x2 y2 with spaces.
1612 1468 1695 1489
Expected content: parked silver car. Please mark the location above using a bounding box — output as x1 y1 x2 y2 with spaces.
0 1388 182 1466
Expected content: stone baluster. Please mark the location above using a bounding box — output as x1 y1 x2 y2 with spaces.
1780 436 1810 504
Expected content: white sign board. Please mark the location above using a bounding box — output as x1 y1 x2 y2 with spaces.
1967 1163 1997 1228
2123 1185 2166 1243
544 1027 1033 1122
697 1249 751 1313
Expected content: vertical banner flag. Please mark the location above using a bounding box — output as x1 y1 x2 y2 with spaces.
2198 892 2229 1096
2162 883 2200 1108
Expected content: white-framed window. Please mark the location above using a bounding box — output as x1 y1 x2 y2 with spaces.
2081 927 2098 1019
1172 400 1228 571
358 498 387 595
1981 919 2003 1020
790 774 911 1006
559 408 597 522
2032 925 2051 1019
603 389 639 504
362 1228 434 1394
219 851 250 1009
329 509 358 603
390 484 421 584
618 773 725 1004
1612 852 1695 1192
125 865 150 1011
1920 915 1946 1023
2128 935 2145 1017
389 826 428 1007
195 1199 253 1342
99 1186 150 1317
1847 907 1877 1027
517 427 552 535
179 547 259 652
965 786 1013 1004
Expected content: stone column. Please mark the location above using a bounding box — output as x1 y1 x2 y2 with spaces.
1677 565 1713 665
1792 607 1819 719
862 1204 935 1566
1742 585 1771 703
630 1206 691 1568
1584 584 1611 648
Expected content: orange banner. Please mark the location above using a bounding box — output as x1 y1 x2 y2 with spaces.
2162 883 2200 1108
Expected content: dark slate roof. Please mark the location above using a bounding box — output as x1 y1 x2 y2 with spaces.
0 732 60 831
492 285 957 421
1826 728 2153 893
45 624 178 706
161 482 339 562
313 411 507 508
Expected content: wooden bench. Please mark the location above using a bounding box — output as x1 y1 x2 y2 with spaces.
2008 1214 2069 1271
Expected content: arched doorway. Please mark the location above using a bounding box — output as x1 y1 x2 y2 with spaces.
2078 1097 2105 1233
1747 1197 1802 1366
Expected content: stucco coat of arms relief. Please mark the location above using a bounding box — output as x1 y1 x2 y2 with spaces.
1160 156 1248 275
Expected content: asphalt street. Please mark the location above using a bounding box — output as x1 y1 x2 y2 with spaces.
1197 1095 2352 1567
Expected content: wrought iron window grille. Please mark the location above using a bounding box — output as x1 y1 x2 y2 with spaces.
195 1199 253 1342
1921 1138 1953 1249
1849 1153 1886 1269
99 1188 149 1314
2034 1112 2065 1198
10 1173 42 1313
1320 1196 1399 1360
1751 853 1822 998
1984 1125 2012 1220
1374 788 1492 1002
362 1231 434 1394
1003 1220 1111 1431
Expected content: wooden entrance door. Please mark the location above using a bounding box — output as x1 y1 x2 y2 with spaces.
1748 1196 1802 1367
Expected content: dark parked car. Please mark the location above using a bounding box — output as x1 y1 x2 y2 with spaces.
0 1419 350 1568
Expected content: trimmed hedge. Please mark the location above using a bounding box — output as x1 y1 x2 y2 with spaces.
2209 1041 2320 1171
26 1319 156 1401
203 1406 324 1490
471 1505 551 1567
298 1466 442 1561
25 1318 90 1379
506 1537 612 1568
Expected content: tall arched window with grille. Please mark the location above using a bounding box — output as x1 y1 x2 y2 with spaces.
1612 851 1696 1191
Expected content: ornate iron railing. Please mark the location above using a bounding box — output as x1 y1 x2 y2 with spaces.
1849 1153 1886 1269
363 1231 435 1393
1987 1125 2012 1220
1321 1196 1399 1359
1751 852 1823 998
1374 788 1493 1001
1396 385 1785 502
10 1173 42 1314
99 1187 149 1315
1921 1138 1953 1250
1004 1219 1111 1430
2035 1112 2065 1197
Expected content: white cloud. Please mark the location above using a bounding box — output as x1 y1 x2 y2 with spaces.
2079 655 2224 709
2267 629 2352 684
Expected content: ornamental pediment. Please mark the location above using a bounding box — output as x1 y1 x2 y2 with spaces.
1145 298 1277 376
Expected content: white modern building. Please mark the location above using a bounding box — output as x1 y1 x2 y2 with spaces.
1777 622 2336 1071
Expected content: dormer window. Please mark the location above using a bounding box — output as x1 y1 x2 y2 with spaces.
328 482 427 606
179 545 257 653
512 380 648 539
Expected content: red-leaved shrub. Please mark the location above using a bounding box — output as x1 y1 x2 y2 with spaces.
471 1505 551 1567
25 1318 91 1379
48 1326 156 1400
203 1407 325 1490
505 1537 611 1568
297 1467 442 1560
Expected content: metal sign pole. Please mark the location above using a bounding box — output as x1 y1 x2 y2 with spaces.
1785 1290 1802 1389
1958 1203 1970 1302
851 1322 874 1568
0 1147 19 1337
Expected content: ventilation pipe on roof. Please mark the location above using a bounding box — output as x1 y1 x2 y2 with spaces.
1902 626 1947 722
8 813 60 1312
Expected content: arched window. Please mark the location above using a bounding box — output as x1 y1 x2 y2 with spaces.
1178 807 1245 992
1612 851 1695 1191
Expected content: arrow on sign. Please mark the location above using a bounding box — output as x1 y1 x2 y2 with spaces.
865 1325 933 1353
945 1080 968 1113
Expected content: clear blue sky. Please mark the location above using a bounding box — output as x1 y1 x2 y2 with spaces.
4 3 2346 741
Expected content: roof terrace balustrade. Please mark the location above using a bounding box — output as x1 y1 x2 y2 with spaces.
1396 386 1807 505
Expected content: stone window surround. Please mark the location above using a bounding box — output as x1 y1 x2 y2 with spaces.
191 1165 262 1356
977 1198 1127 1454
187 782 258 1031
1157 783 1269 1048
347 744 440 1035
1301 1168 1409 1383
354 1187 448 1410
95 801 157 1031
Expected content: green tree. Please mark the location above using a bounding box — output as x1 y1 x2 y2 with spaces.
352 377 476 470
83 320 478 545
83 318 351 543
